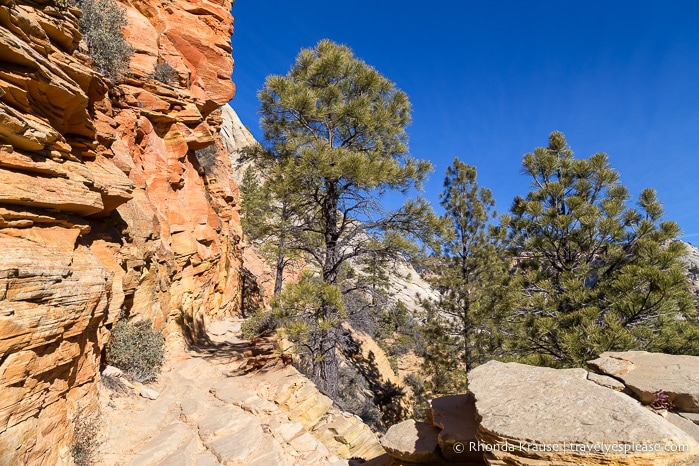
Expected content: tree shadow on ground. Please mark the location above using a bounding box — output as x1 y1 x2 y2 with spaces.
343 332 409 427
187 330 285 374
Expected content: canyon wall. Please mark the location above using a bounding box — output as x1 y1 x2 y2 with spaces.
0 0 240 463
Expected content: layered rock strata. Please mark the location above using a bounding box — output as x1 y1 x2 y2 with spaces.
0 0 240 462
254 364 386 460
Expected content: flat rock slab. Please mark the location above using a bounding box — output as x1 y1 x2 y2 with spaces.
210 380 257 405
468 360 699 465
197 406 257 443
194 454 220 466
128 423 193 466
680 413 699 425
380 419 445 464
586 372 625 391
590 351 699 413
667 413 699 442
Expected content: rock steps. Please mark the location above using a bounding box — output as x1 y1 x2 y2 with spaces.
248 363 385 460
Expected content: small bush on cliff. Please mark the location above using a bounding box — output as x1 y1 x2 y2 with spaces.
107 319 165 383
149 60 178 85
650 389 674 411
71 411 100 466
74 0 132 82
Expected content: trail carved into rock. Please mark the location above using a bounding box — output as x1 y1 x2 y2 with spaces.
96 320 383 466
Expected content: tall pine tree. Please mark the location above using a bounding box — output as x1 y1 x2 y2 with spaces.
251 40 435 397
422 158 511 393
503 131 699 367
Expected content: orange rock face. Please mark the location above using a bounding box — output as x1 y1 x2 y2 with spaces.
0 0 239 462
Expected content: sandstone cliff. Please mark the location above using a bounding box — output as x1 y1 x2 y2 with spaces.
0 0 241 463
681 240 699 298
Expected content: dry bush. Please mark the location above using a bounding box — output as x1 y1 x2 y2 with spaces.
74 0 132 82
107 319 165 383
71 412 100 466
149 60 178 85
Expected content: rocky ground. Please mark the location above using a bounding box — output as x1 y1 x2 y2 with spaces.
96 330 699 466
95 320 383 466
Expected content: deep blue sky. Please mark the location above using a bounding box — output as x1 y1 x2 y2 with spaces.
230 1 699 241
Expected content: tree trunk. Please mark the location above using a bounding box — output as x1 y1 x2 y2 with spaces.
322 180 340 284
312 324 339 398
274 242 285 296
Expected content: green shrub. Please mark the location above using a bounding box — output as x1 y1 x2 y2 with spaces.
107 319 165 383
74 0 132 82
375 301 409 340
149 60 178 85
404 373 429 421
240 310 278 340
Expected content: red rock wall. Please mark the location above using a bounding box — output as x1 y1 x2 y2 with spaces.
0 0 240 463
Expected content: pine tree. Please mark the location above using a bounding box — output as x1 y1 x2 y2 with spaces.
503 131 699 367
252 40 435 397
239 159 302 296
421 158 511 393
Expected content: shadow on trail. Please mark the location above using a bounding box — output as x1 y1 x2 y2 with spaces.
187 330 286 374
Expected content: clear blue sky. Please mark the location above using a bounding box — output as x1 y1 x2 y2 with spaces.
229 1 699 241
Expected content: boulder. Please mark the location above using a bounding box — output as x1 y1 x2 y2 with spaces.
139 387 160 400
102 365 123 378
589 351 699 413
380 419 445 464
468 360 699 465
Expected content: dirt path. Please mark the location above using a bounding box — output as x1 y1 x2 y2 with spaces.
94 320 350 466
